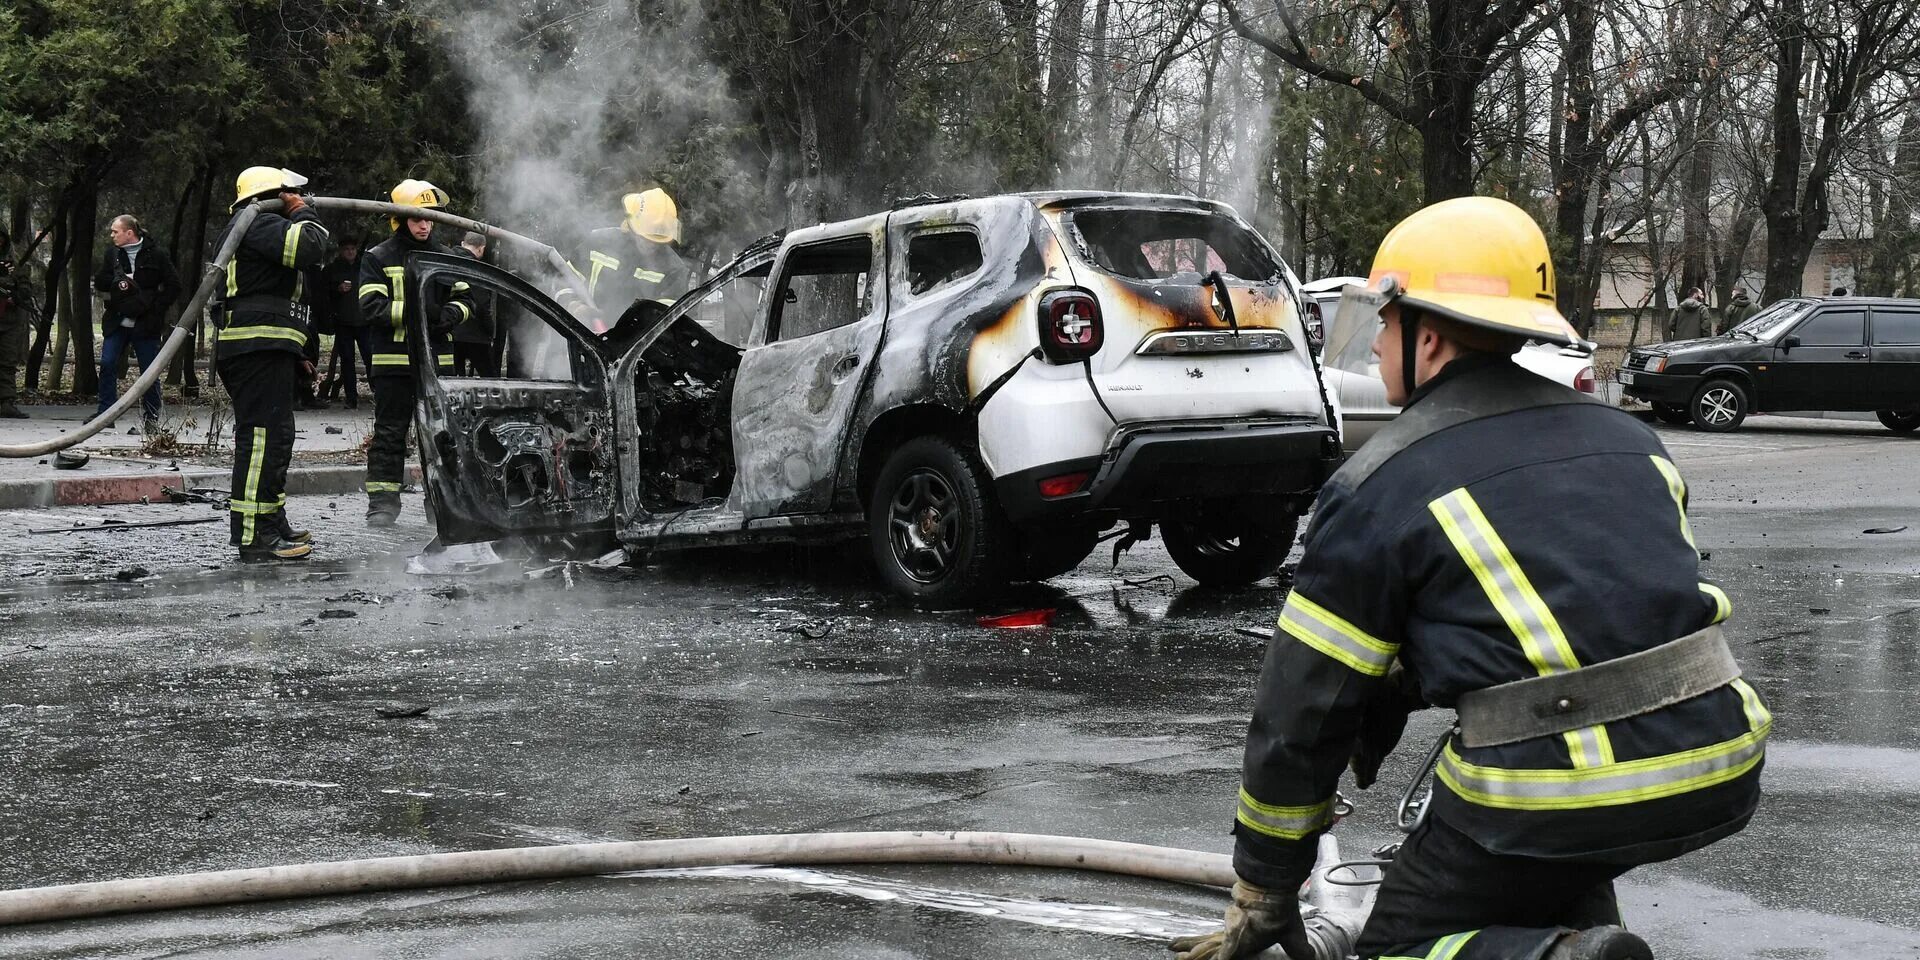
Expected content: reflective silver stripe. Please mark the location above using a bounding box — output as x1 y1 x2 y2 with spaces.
1437 721 1768 811
1235 788 1333 840
1276 592 1397 677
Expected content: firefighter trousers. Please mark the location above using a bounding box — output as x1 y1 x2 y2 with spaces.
367 374 415 511
217 352 298 547
1355 815 1631 960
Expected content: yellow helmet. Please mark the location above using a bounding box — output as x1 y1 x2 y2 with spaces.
230 166 309 212
622 188 681 243
389 179 451 231
1364 196 1576 347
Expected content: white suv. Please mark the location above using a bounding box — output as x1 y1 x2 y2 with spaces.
406 192 1341 602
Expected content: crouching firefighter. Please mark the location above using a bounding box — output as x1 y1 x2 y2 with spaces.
1176 197 1769 960
357 179 473 527
211 166 336 562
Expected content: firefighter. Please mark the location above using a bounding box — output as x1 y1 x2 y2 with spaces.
211 166 337 562
563 188 691 316
1174 198 1768 960
357 179 472 527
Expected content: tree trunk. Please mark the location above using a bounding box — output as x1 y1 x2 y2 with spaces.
1086 0 1113 168
1419 77 1479 201
66 181 100 396
1679 96 1713 302
1553 0 1598 332
165 170 198 387
183 162 214 395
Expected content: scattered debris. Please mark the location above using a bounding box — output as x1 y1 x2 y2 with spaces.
1235 626 1271 640
588 548 628 569
374 703 431 719
1698 550 1712 561
739 730 762 738
676 784 693 795
325 590 387 605
53 450 89 470
113 566 151 582
324 425 344 435
406 540 505 576
1864 526 1908 535
318 609 358 620
1121 574 1177 589
1809 607 1832 615
978 609 1055 629
775 620 835 639
428 584 471 601
31 516 221 535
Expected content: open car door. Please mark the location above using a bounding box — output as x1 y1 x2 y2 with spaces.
408 252 620 543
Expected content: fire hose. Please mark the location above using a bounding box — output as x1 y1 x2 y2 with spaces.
0 198 597 459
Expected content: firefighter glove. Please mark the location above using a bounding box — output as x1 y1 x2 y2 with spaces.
1167 881 1313 960
1351 659 1425 790
281 192 306 215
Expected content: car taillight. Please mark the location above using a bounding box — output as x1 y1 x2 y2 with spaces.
1037 288 1104 363
1037 471 1090 498
1575 366 1596 394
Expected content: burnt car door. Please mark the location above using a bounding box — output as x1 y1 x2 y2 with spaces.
730 225 889 518
1775 306 1871 410
408 252 619 542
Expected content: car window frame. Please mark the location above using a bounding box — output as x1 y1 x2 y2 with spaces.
764 234 878 344
1788 307 1867 347
1870 305 1920 346
902 226 985 300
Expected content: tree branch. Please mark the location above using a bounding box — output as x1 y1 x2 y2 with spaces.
1221 0 1419 125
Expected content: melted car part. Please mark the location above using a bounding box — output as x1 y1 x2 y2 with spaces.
632 315 743 512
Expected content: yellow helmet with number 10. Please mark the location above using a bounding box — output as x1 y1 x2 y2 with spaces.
389 179 451 231
1365 196 1578 347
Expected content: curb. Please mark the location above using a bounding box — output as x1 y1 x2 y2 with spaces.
0 464 421 510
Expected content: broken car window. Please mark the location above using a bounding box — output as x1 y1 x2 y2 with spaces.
1070 209 1280 283
907 230 984 296
680 261 772 346
771 237 875 341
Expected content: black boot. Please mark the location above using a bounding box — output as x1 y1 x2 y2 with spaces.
367 493 401 528
0 401 26 419
239 531 312 563
1544 927 1653 960
274 512 312 545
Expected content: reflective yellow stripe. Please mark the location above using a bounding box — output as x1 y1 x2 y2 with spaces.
1649 455 1696 549
371 354 411 366
240 426 266 545
225 258 239 298
587 250 619 294
436 355 454 368
227 498 280 515
1234 788 1333 841
1730 678 1772 730
451 281 470 294
633 267 665 283
216 325 307 346
1430 488 1610 767
384 266 406 329
1437 717 1768 811
358 283 390 299
451 302 471 322
1377 931 1480 960
1699 582 1732 624
1276 592 1397 676
282 221 303 268
365 481 404 493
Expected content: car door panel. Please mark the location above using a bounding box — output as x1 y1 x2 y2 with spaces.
1774 308 1870 410
732 228 888 519
1870 306 1920 410
410 253 618 540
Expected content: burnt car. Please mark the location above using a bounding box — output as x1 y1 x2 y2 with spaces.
1619 296 1920 433
405 192 1341 602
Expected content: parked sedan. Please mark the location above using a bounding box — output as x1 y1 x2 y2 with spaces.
1312 281 1598 450
1619 296 1920 433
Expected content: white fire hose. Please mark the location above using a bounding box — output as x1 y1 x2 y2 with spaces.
0 829 1377 954
0 198 596 459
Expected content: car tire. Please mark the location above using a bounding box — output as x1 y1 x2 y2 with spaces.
1015 524 1102 582
1690 379 1748 432
1161 507 1300 587
868 435 1014 604
1652 402 1692 425
1876 410 1920 434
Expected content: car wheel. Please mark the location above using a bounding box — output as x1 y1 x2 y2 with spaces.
868 435 1014 604
1161 506 1300 587
1015 524 1102 582
1690 379 1748 432
1652 402 1692 425
1876 410 1920 434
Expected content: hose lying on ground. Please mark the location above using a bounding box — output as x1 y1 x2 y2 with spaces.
0 831 1234 927
0 198 596 459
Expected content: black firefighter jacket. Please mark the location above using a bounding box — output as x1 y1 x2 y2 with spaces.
93 242 183 338
210 206 336 361
1232 355 1769 893
358 230 472 378
572 227 691 316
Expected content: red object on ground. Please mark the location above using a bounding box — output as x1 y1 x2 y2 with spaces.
977 608 1056 628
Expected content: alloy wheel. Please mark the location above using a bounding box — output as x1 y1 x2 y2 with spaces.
1697 387 1739 426
887 469 959 582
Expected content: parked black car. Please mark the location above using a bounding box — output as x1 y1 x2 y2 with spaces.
1619 296 1920 433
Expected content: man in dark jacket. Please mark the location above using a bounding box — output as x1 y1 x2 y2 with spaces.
0 231 26 418
317 237 364 408
211 166 336 562
1175 198 1766 960
1719 288 1758 335
357 179 472 526
92 215 181 427
1666 288 1709 342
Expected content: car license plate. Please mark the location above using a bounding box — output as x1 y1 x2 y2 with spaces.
1619 370 1636 385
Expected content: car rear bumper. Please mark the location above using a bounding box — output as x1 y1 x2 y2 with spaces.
997 421 1342 523
1618 369 1696 404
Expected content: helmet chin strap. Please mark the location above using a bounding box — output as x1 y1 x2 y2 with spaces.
1400 306 1421 398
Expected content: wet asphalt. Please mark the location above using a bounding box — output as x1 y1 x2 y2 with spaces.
0 416 1915 959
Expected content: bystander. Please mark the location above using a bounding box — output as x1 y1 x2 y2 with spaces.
91 215 181 429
